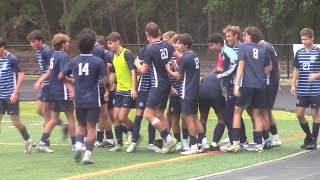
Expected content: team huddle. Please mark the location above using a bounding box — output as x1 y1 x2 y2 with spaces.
1 21 320 165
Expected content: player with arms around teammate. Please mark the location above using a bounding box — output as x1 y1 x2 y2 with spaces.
36 34 76 153
293 28 320 150
0 38 32 153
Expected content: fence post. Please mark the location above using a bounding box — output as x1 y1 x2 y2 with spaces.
287 45 290 78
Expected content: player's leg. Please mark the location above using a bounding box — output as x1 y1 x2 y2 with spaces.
74 108 87 163
180 113 198 155
306 98 320 150
95 104 107 147
83 112 98 165
64 109 76 149
103 106 115 147
296 96 312 148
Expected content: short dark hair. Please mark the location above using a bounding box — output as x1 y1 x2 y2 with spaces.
27 30 45 42
0 38 6 48
145 22 160 38
78 30 96 54
177 33 192 48
244 27 262 43
106 32 122 43
300 28 314 39
207 33 224 46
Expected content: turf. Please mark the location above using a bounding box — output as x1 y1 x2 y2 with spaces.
0 101 312 179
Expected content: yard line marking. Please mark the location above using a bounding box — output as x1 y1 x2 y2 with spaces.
60 133 306 180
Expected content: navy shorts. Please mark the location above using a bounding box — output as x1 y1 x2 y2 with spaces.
235 87 266 109
296 96 320 108
0 99 19 115
99 86 108 105
199 95 225 114
146 86 170 110
136 91 149 110
180 98 198 115
38 84 51 102
265 84 278 109
113 94 135 108
76 107 100 123
108 91 115 109
169 95 181 115
50 100 74 112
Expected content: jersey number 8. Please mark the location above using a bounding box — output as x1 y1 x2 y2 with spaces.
78 62 89 76
253 48 259 59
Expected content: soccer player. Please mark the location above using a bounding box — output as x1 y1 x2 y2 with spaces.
199 72 226 151
0 38 33 153
292 28 320 150
92 35 115 148
35 33 76 153
227 27 271 152
134 22 181 153
106 32 136 152
59 29 109 164
207 33 248 151
166 33 208 155
27 30 67 145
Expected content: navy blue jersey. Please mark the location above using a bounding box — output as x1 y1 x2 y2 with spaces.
92 43 105 60
62 54 107 108
293 46 320 96
169 56 183 94
0 52 22 99
262 42 279 86
104 50 115 73
144 41 175 88
199 72 222 99
37 45 53 86
137 46 151 92
177 50 200 99
49 51 71 100
238 43 270 88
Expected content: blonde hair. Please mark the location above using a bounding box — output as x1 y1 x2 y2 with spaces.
223 25 241 40
162 31 176 41
170 34 179 43
52 33 69 51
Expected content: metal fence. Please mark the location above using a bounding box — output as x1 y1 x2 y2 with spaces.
6 44 295 78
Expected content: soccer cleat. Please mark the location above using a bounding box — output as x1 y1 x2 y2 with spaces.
126 143 137 153
208 145 220 151
220 142 231 152
301 136 312 149
94 141 103 147
263 139 273 149
36 142 53 153
82 151 94 165
102 141 115 148
182 139 190 151
240 142 251 151
180 149 199 155
305 138 317 150
198 143 210 153
74 149 83 162
162 138 177 153
110 144 123 152
24 138 33 154
154 138 164 149
176 142 183 151
272 137 282 147
250 144 263 153
72 145 76 152
125 131 132 146
32 139 50 147
147 144 156 151
226 144 241 152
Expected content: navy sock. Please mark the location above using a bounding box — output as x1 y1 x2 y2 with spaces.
121 125 128 134
254 131 263 144
40 133 50 143
148 123 156 144
105 130 114 140
198 132 206 143
96 129 104 142
263 130 270 140
132 115 143 143
202 122 207 133
57 119 64 125
232 128 240 142
182 128 188 139
114 126 123 145
312 122 320 141
269 125 278 135
213 123 225 143
76 135 84 143
19 127 30 141
174 133 181 142
70 136 75 145
240 118 247 143
300 123 312 137
160 130 169 140
189 135 197 146
86 141 94 152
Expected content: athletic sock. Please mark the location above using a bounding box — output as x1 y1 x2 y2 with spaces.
231 128 241 142
270 125 278 135
40 133 50 143
174 133 181 142
300 123 312 137
254 131 263 145
86 141 94 152
263 130 270 140
121 125 128 134
189 135 197 146
132 115 143 143
96 129 104 142
70 136 75 145
19 126 30 141
240 118 247 143
212 123 225 143
312 122 320 142
114 126 123 145
75 134 84 143
148 123 156 144
160 130 169 141
105 130 114 140
198 132 206 144
182 128 188 139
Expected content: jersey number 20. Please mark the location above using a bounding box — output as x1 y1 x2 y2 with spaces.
160 48 168 60
78 63 89 76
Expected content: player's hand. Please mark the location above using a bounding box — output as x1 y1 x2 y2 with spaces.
233 84 241 97
308 73 319 82
134 58 143 67
290 85 296 96
171 60 178 69
131 89 138 100
214 67 223 73
111 83 116 91
165 62 172 72
10 92 18 103
34 81 42 92
170 87 179 96
104 90 110 102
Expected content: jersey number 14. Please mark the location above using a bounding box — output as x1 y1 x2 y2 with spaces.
78 63 89 76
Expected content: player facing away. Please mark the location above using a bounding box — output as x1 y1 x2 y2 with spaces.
134 22 181 153
27 30 68 146
0 38 32 153
292 28 320 150
59 29 109 164
227 27 271 153
36 33 76 153
166 33 209 155
106 32 136 152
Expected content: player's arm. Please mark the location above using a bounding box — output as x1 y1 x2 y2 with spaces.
11 71 24 104
34 67 50 92
134 58 150 74
234 60 245 97
291 52 299 96
173 51 182 62
217 51 238 79
165 62 183 80
125 51 138 99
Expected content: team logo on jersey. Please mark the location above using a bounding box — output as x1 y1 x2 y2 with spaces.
139 102 144 107
296 99 300 105
310 55 317 62
1 62 8 70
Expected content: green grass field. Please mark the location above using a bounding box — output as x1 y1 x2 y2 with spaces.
0 102 312 180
